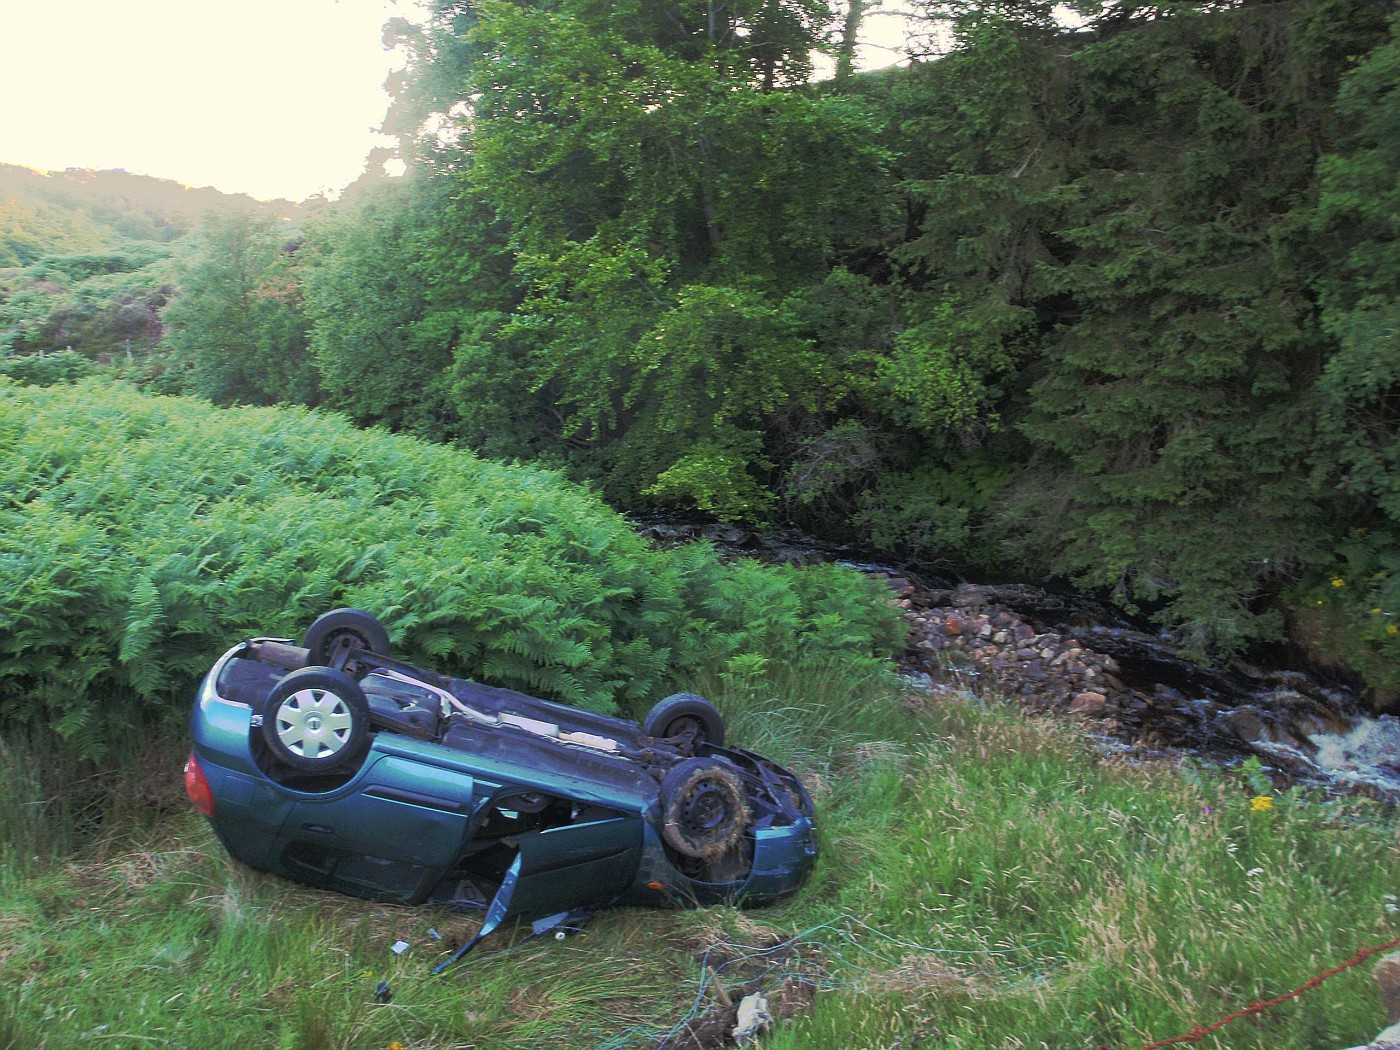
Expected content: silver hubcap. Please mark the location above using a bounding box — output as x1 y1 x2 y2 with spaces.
275 688 354 760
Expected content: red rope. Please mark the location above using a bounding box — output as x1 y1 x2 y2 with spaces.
1097 933 1400 1050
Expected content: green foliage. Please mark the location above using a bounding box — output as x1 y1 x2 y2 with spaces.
1290 526 1400 705
0 349 94 386
875 293 1026 437
853 453 1012 565
35 0 1372 684
27 245 170 282
424 0 893 508
1001 3 1385 654
0 379 900 757
299 177 459 437
160 210 316 405
0 262 170 364
644 436 776 520
1314 11 1400 523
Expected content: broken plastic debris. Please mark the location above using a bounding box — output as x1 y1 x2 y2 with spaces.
433 853 522 974
391 939 410 955
731 991 772 1044
428 927 442 941
531 911 569 937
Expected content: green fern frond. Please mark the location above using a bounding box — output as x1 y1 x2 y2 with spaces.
118 576 164 667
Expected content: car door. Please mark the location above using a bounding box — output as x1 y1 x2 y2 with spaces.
278 751 480 903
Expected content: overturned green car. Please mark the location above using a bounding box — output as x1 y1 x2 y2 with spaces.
185 610 817 966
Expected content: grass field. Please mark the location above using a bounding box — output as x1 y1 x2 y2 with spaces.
1 664 1396 1050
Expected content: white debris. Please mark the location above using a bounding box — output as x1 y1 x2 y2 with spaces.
731 991 773 1044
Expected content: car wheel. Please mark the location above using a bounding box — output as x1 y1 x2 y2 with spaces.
261 666 371 773
659 758 749 860
302 608 391 666
643 693 725 749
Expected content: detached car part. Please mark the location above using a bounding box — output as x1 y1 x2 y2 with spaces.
186 610 817 966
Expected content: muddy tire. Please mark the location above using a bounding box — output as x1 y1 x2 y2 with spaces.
659 758 748 860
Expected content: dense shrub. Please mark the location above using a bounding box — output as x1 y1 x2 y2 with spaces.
0 379 902 757
0 350 94 386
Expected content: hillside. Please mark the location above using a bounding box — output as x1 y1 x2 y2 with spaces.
0 165 310 381
0 163 300 262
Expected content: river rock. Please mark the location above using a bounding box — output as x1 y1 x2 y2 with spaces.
1378 952 1400 1024
1223 707 1269 745
1070 692 1107 716
901 584 1138 723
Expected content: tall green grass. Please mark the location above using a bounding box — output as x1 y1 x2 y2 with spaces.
0 667 1394 1050
0 733 78 889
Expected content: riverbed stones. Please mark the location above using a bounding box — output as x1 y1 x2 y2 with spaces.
1070 691 1108 716
902 583 1139 721
890 576 1400 802
1377 951 1400 1024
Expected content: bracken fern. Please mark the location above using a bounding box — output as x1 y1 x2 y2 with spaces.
0 378 901 756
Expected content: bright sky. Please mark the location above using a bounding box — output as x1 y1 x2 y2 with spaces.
0 0 929 204
0 0 412 202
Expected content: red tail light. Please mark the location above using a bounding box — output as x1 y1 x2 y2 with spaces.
184 752 215 817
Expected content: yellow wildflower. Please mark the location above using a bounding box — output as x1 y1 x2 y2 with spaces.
1373 608 1383 615
1331 577 1346 588
1388 623 1398 636
1250 795 1273 812
388 1043 406 1050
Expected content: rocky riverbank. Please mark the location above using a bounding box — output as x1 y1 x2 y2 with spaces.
894 580 1400 802
899 582 1130 719
635 518 1400 802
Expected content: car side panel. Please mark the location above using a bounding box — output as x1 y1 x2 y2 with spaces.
190 667 299 868
740 820 819 904
276 755 481 902
506 816 643 916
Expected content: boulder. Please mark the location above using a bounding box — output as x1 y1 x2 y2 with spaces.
1070 692 1107 716
1377 951 1400 1024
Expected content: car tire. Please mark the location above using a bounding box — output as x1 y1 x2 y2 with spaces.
659 757 749 860
261 666 371 773
643 693 725 749
302 608 391 666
